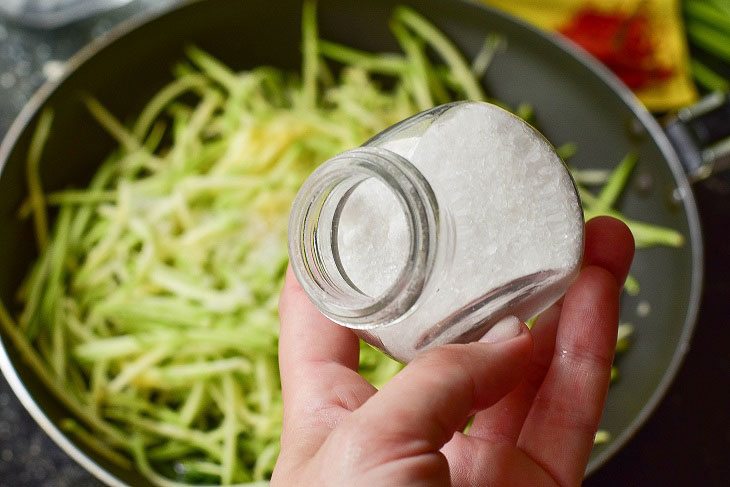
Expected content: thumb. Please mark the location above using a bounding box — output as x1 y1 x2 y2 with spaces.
343 316 533 460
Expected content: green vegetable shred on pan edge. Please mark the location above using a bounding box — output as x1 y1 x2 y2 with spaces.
0 2 682 485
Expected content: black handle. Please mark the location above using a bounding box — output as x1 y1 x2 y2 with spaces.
664 92 730 182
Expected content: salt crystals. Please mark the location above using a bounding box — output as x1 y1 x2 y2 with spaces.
293 102 584 361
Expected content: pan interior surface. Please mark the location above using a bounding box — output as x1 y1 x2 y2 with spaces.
0 0 701 485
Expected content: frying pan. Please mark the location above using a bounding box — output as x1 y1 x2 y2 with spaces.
0 0 706 485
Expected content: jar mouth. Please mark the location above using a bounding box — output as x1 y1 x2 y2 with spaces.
288 146 439 329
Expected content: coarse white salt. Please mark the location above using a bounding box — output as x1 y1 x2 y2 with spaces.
338 178 409 297
405 102 584 306
294 102 584 362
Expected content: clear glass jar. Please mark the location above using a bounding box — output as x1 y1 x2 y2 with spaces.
289 101 583 362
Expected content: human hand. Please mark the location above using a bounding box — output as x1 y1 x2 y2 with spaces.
272 216 634 487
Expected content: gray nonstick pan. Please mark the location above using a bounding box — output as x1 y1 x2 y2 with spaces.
0 0 710 485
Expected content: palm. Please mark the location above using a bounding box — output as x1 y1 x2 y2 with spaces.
273 217 634 487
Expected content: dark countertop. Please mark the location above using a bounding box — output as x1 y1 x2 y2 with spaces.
0 3 729 486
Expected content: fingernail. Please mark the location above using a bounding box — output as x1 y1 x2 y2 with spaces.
479 316 522 344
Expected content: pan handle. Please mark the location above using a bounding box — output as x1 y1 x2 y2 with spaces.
664 92 730 183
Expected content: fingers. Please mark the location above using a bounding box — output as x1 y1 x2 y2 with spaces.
516 265 622 486
335 317 533 469
583 216 635 284
512 217 633 485
443 434 560 487
278 267 375 436
467 304 561 444
467 215 634 446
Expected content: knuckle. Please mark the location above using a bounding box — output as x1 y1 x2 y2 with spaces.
532 393 598 436
557 343 614 371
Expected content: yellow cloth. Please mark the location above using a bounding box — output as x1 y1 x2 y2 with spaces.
483 0 698 111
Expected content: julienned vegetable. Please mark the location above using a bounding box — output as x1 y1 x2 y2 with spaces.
0 2 683 485
684 0 730 91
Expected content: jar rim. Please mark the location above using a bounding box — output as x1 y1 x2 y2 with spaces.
288 146 440 329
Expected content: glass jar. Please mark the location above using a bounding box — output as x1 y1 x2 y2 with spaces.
289 101 583 362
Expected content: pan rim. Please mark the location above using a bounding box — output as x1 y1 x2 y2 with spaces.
0 3 204 486
0 0 704 483
529 15 704 476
